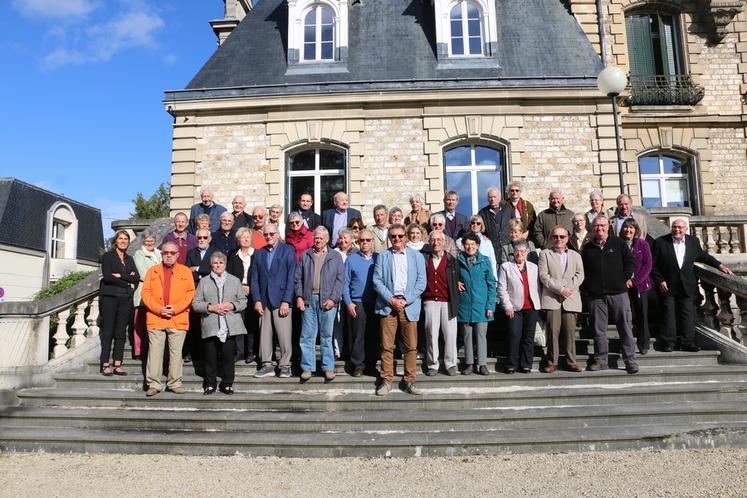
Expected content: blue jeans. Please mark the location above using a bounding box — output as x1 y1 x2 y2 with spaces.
300 294 337 373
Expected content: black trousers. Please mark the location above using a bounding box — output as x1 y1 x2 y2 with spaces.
202 335 237 388
346 302 379 371
629 289 651 352
659 292 695 348
235 308 259 362
505 309 538 371
99 294 132 365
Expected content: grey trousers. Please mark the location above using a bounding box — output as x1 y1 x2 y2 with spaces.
423 301 457 370
544 308 578 365
461 321 488 366
259 306 293 368
588 293 636 364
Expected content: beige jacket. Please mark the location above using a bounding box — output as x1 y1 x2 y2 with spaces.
537 248 584 312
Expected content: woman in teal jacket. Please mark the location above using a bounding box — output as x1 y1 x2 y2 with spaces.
457 233 497 375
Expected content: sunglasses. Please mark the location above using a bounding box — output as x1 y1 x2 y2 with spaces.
196 236 209 240
264 232 278 237
162 251 178 255
552 235 567 239
359 238 373 242
389 234 405 239
470 221 482 225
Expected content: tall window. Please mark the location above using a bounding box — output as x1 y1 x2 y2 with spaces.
287 148 346 214
51 220 67 259
449 1 483 56
626 11 683 78
444 144 506 216
639 152 697 211
303 5 335 61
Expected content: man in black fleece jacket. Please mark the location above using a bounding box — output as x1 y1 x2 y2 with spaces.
580 215 638 374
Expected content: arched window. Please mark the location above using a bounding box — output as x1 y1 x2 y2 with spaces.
639 152 699 213
303 5 335 61
444 143 507 216
287 147 347 214
449 1 483 56
48 203 77 260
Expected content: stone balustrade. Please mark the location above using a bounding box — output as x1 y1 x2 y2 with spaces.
653 214 747 255
695 263 747 361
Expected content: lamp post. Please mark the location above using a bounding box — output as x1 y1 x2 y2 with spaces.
597 66 628 194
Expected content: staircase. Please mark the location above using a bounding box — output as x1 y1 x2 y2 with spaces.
2 340 747 457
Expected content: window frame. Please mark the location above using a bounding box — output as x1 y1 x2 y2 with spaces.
638 151 700 214
301 4 336 62
625 8 685 78
285 145 348 215
448 0 484 57
443 141 508 216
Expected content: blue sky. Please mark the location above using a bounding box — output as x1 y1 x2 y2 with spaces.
0 0 229 232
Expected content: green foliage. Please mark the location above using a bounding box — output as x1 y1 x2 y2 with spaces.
34 271 95 301
131 182 170 219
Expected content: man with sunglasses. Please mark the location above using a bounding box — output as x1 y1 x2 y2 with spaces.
250 223 296 378
250 206 269 249
372 223 427 395
501 182 536 238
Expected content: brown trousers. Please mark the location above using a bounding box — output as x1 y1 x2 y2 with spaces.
379 308 418 384
544 309 577 366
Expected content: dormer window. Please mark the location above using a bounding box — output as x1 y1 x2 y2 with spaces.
450 1 483 56
287 0 349 70
303 5 335 61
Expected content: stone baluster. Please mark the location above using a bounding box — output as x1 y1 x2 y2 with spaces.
736 296 747 346
740 223 747 253
52 308 71 359
716 289 735 333
69 300 88 348
716 226 730 254
86 296 100 337
697 282 720 330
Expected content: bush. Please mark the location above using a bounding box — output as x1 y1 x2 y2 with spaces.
34 271 95 301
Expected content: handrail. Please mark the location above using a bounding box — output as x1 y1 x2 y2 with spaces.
695 263 747 349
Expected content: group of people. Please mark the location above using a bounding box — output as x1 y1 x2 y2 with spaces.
97 185 734 397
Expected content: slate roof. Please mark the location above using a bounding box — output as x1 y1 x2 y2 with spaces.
168 0 603 100
0 178 104 262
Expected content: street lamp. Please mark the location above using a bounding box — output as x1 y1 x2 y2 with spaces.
597 66 628 194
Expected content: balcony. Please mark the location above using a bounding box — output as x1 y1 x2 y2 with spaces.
628 74 705 106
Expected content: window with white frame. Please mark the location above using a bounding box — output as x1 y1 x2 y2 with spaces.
51 220 68 259
303 5 335 61
449 1 484 56
444 143 507 216
47 202 78 261
639 152 697 210
286 147 347 214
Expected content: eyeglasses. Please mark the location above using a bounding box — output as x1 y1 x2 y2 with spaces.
432 223 444 227
389 234 405 239
252 215 264 219
264 232 278 237
672 225 687 230
551 234 568 239
196 236 209 240
470 221 482 225
359 238 373 242
351 227 361 231
162 251 178 256
290 220 302 225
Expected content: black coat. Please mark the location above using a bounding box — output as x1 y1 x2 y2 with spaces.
227 250 253 285
580 237 635 298
652 234 722 298
477 205 512 256
186 246 217 285
100 249 139 298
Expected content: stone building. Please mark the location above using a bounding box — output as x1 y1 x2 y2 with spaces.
163 0 747 222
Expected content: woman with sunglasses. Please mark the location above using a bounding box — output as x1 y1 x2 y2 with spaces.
347 217 364 250
456 215 498 282
285 211 313 261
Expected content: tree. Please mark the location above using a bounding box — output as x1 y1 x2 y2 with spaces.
131 182 170 219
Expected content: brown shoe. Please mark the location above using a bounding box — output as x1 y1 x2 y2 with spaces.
145 388 159 397
565 363 583 372
541 364 557 373
300 371 312 383
352 368 364 377
324 371 336 382
168 386 186 394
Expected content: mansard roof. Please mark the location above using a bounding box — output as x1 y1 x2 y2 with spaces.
170 0 604 100
0 178 104 262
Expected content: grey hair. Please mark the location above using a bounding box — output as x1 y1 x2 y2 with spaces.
288 211 303 222
389 207 403 216
210 251 227 264
219 211 234 221
512 239 530 252
199 186 213 195
141 233 157 243
486 186 501 196
430 213 446 225
235 226 252 243
338 228 353 239
428 229 445 242
268 204 283 213
373 204 388 214
507 181 522 192
313 226 330 239
589 190 603 201
409 193 424 204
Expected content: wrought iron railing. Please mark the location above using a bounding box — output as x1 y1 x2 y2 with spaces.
628 74 705 106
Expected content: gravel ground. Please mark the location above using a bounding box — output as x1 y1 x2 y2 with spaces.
0 448 746 497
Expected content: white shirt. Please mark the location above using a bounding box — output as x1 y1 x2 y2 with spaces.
237 248 254 284
392 248 408 296
673 237 686 269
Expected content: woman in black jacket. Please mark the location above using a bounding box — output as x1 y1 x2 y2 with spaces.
99 230 139 376
226 227 256 364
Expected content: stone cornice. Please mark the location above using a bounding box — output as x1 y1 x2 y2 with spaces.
703 0 745 42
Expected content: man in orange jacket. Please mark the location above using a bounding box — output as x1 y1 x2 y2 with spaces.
141 241 196 396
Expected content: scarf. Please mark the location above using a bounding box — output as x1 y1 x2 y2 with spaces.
467 255 477 269
210 271 229 343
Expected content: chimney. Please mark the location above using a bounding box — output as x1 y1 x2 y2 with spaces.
210 0 253 45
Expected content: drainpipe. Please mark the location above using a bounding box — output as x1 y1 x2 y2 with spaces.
596 0 608 66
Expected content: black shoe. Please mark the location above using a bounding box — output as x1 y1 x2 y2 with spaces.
203 386 216 395
478 365 490 376
183 354 192 364
681 344 701 353
503 367 515 375
219 385 234 395
399 381 422 395
625 362 639 374
660 345 674 353
462 364 474 376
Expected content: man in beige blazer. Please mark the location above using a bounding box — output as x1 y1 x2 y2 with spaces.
538 225 585 373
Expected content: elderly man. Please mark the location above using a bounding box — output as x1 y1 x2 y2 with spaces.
422 230 461 376
231 195 253 229
538 226 585 373
211 211 237 256
162 212 196 265
250 206 269 249
502 182 536 237
295 227 345 382
321 192 362 248
370 204 389 253
294 192 322 230
141 242 196 396
373 223 427 396
186 229 216 284
477 186 512 256
652 218 734 352
429 213 458 257
434 190 468 240
189 187 227 234
534 191 575 249
250 223 296 378
609 194 635 237
580 216 638 374
343 229 379 377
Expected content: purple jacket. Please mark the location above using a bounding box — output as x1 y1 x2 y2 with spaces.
630 237 653 293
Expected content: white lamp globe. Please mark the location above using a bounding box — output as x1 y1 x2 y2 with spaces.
597 66 628 96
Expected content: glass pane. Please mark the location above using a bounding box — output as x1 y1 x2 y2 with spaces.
304 10 315 25
450 5 462 20
641 180 662 208
639 155 660 175
450 20 463 37
320 175 345 213
475 146 500 166
290 149 315 171
467 20 481 36
665 179 688 207
662 155 686 174
477 170 503 207
321 25 333 42
304 43 315 60
55 222 66 238
320 149 345 170
445 146 471 166
321 42 333 59
320 7 333 24
304 25 315 43
451 38 464 55
446 171 473 218
468 37 481 55
55 240 65 259
466 3 480 19
290 177 315 215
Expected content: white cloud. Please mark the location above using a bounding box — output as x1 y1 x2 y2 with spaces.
12 0 98 19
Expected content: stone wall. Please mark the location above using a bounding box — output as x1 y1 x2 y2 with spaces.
710 127 747 214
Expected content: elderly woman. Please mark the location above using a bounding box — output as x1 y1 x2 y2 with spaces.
429 213 458 257
132 233 161 360
388 207 404 225
268 204 285 239
569 213 588 252
406 223 431 255
195 213 212 232
347 217 364 250
498 240 541 374
456 215 498 282
621 218 653 355
285 211 314 261
99 230 139 376
227 227 256 363
500 219 538 264
405 194 431 228
192 251 248 395
585 190 605 231
458 233 496 376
